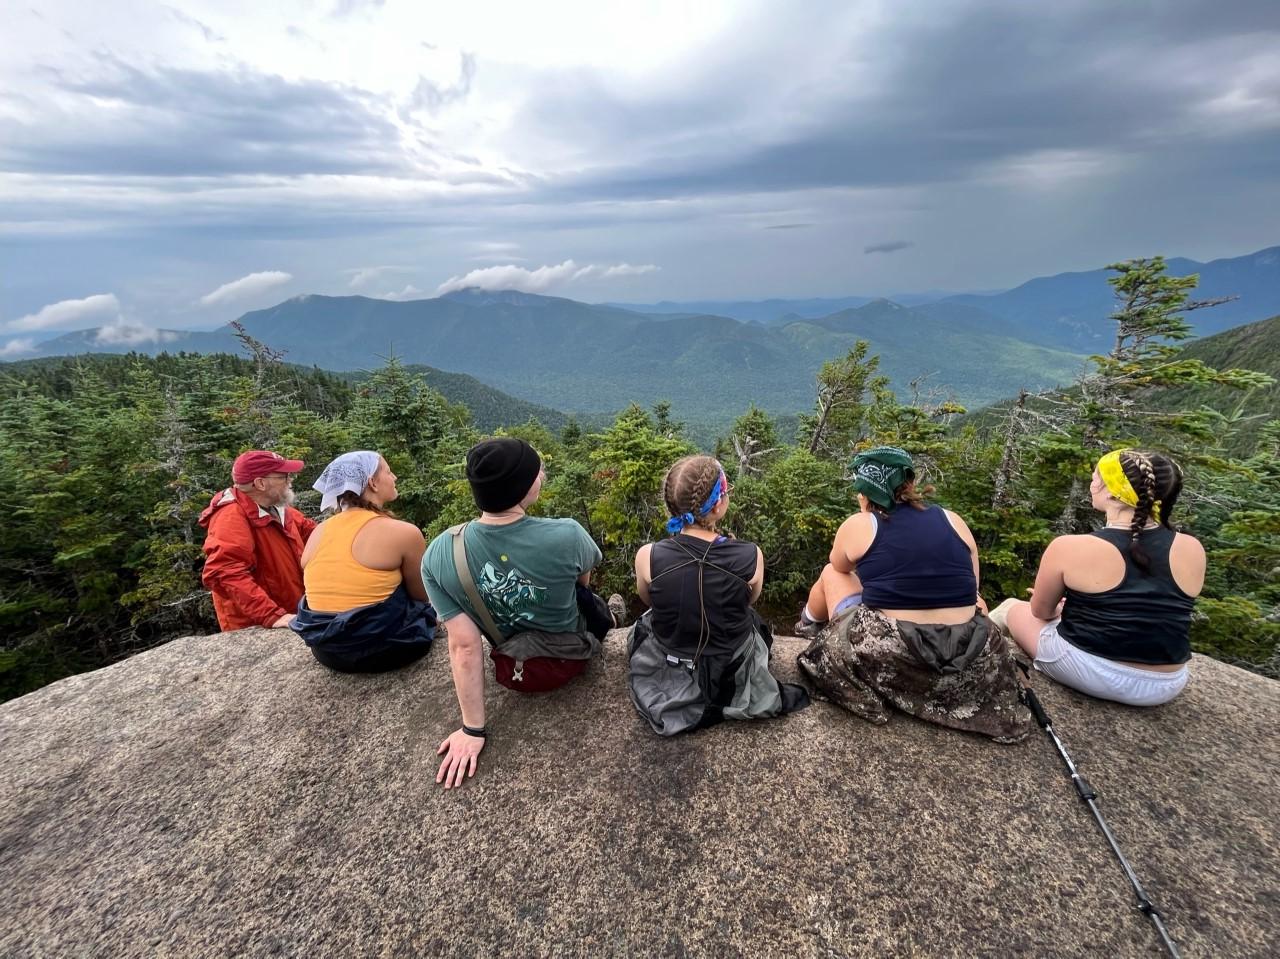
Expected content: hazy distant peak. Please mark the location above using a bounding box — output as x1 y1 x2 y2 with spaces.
439 288 564 308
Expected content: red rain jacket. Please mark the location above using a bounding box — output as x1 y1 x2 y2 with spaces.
199 487 317 630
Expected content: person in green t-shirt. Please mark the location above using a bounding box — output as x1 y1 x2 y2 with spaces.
423 437 620 789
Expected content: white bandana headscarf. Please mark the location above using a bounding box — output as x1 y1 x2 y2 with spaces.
313 451 381 512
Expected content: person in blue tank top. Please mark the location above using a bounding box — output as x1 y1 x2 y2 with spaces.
796 447 1031 742
797 446 984 634
992 450 1205 707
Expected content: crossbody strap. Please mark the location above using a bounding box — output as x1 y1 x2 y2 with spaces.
447 522 505 644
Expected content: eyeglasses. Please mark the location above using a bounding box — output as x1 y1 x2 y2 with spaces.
261 472 294 483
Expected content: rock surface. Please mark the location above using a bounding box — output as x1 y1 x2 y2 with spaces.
2 630 1277 958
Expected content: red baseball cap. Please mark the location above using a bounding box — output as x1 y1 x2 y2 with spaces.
232 450 305 484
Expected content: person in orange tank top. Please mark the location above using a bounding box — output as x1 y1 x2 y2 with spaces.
292 451 436 673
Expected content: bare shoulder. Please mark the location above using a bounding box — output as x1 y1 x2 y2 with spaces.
837 512 873 537
1173 531 1206 559
1056 532 1120 561
636 542 652 564
371 515 425 545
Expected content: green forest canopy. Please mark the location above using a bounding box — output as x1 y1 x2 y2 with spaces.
1 259 1276 701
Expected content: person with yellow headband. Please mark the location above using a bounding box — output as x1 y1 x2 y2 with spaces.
992 449 1205 706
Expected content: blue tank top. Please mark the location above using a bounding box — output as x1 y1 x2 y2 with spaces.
857 505 976 610
1058 527 1195 665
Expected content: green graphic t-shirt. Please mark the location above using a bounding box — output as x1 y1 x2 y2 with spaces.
421 516 602 637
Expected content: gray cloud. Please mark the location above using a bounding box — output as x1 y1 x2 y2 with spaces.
1 55 405 177
403 52 476 116
4 1 1279 312
163 6 223 43
525 1 1280 202
865 240 913 255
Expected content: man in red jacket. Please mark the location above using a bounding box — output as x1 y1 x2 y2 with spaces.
200 450 317 631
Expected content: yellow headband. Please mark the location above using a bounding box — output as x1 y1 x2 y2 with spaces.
1097 449 1160 521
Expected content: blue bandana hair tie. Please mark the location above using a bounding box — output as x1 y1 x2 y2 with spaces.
665 512 696 534
666 470 726 534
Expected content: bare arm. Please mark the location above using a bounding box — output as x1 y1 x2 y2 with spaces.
635 543 653 606
945 510 982 606
299 521 324 568
747 545 764 604
436 613 486 788
830 513 874 573
398 524 428 602
1029 537 1069 621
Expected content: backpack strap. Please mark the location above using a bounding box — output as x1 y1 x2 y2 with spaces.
446 522 505 644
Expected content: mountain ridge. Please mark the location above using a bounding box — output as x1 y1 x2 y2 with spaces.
21 292 1084 424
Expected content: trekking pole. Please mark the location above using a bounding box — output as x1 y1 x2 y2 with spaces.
1018 676 1181 958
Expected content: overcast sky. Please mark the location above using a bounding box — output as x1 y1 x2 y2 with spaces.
2 0 1278 350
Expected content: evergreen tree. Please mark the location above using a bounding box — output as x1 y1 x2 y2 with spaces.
799 341 885 460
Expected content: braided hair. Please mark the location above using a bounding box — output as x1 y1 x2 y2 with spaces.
663 455 724 532
1118 450 1183 574
336 490 393 517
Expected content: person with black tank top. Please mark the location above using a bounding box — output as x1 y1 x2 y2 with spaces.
626 455 809 736
796 447 1032 743
994 450 1204 707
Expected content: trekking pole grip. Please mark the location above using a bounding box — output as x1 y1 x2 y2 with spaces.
1022 685 1052 728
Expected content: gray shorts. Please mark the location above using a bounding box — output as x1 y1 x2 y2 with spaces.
1034 620 1188 707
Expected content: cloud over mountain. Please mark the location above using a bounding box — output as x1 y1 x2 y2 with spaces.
0 338 37 357
4 294 121 333
94 322 177 347
435 260 658 295
199 272 293 307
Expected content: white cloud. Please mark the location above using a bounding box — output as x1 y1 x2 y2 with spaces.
199 271 293 307
374 284 426 301
4 293 121 333
0 338 37 357
94 322 178 346
593 263 660 279
435 259 659 295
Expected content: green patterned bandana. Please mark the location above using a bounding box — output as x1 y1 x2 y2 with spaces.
851 446 915 510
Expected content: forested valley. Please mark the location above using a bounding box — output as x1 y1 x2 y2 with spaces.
2 259 1277 701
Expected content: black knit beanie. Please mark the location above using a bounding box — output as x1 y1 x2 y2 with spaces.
466 438 542 512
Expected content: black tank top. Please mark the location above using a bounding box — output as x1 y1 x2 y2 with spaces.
857 505 977 610
647 535 758 656
1058 527 1195 665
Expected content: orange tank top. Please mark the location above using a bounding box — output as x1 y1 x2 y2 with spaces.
304 509 402 612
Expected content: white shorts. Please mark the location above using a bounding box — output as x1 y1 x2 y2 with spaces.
1034 621 1189 707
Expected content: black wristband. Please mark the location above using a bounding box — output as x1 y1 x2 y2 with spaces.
462 723 487 739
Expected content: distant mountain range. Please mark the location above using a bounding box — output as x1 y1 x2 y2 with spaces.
610 246 1280 350
20 289 1084 423
604 290 1003 322
16 244 1280 426
944 246 1280 351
